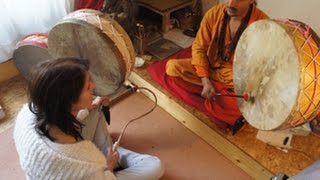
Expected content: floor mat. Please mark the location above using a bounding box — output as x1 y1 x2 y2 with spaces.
146 47 230 129
146 38 183 60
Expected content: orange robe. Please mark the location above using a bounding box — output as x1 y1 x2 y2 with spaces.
165 4 268 125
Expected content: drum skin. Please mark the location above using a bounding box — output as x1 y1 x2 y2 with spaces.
48 9 135 96
13 33 50 81
234 19 320 130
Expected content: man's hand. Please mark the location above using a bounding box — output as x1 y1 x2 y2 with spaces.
106 147 119 172
201 77 215 99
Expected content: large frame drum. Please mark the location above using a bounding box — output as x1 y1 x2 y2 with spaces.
13 33 50 81
48 9 135 96
234 19 320 130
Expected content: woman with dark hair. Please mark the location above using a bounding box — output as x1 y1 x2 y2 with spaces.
14 58 164 179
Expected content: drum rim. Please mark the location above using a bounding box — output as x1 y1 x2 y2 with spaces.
15 34 48 49
283 19 320 128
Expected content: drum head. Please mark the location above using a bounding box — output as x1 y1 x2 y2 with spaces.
48 9 135 96
233 20 300 130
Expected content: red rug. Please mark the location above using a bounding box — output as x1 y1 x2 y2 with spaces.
146 47 238 129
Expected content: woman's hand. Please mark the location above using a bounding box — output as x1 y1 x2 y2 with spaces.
98 96 110 107
106 147 119 172
90 96 110 110
201 77 215 99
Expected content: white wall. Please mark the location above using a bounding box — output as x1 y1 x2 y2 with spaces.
219 0 320 36
258 0 320 36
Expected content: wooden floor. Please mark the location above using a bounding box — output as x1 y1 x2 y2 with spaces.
0 75 251 180
0 76 28 133
1 68 320 179
129 65 320 178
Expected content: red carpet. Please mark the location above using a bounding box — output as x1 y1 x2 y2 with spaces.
147 47 242 128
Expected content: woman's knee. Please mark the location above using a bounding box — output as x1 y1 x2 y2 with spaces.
151 157 165 179
141 155 165 179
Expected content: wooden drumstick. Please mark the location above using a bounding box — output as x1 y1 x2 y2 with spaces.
215 92 253 101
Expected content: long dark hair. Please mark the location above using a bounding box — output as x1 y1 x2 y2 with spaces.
28 58 90 141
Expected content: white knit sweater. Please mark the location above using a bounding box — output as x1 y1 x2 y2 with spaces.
13 105 116 180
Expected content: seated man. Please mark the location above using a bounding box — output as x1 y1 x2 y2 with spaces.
166 0 268 131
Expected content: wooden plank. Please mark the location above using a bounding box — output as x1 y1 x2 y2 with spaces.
0 59 19 84
128 71 274 179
